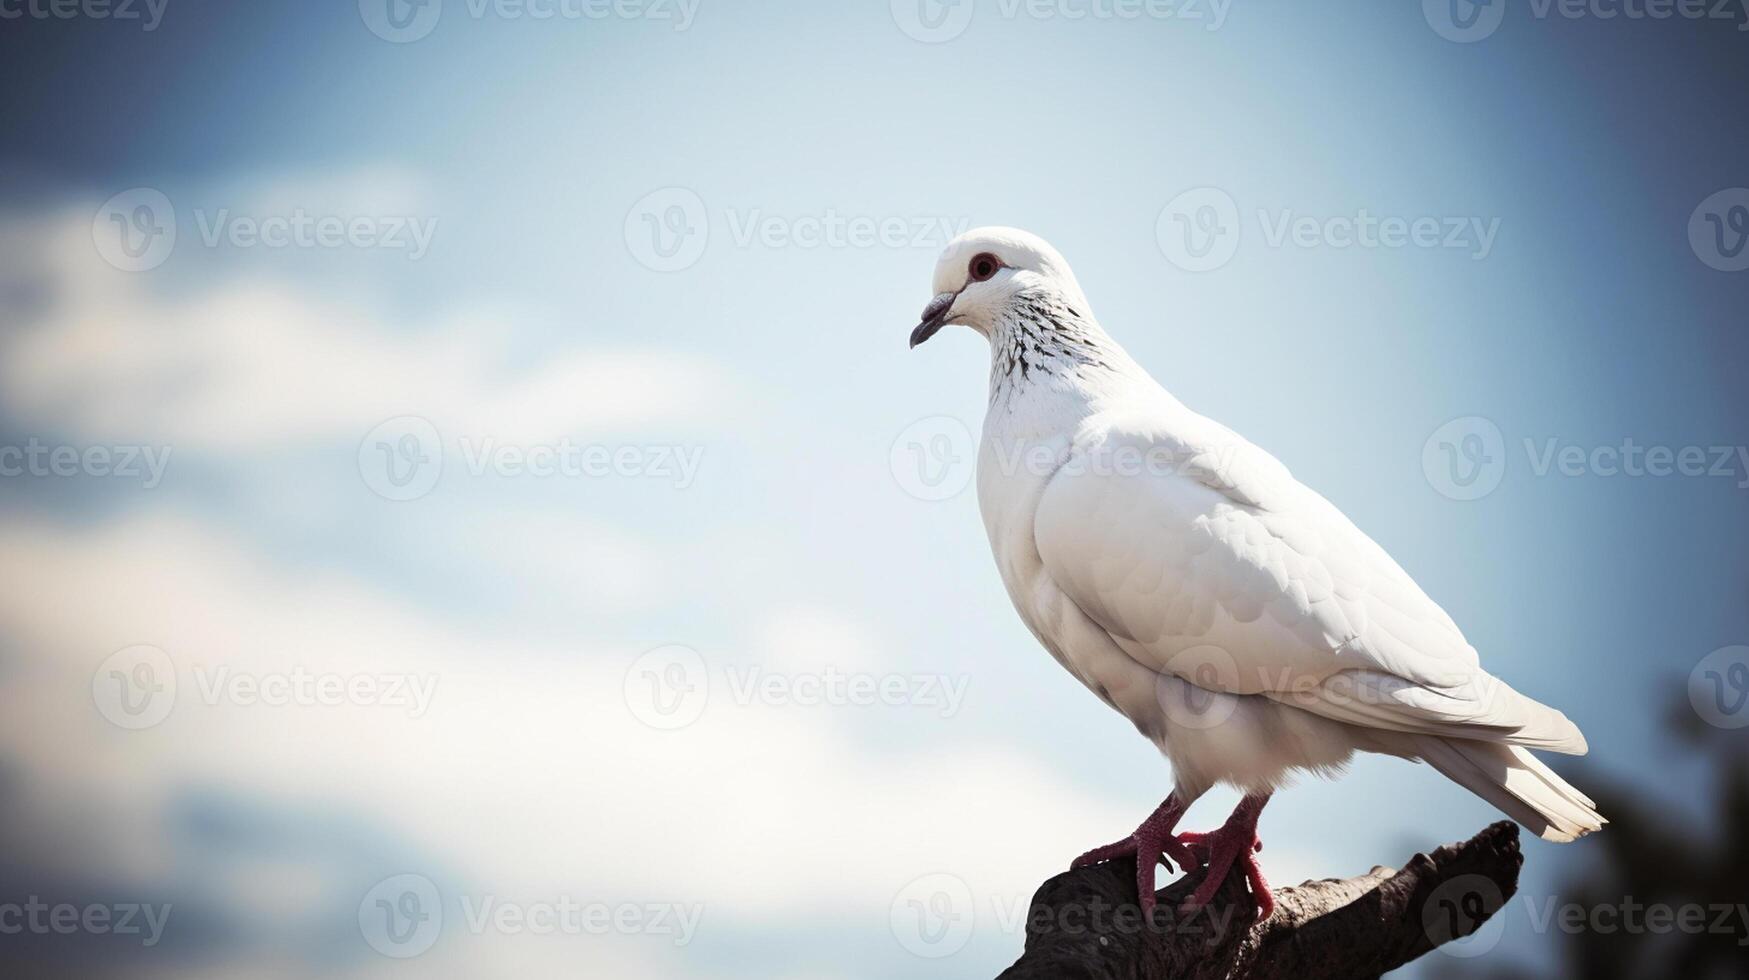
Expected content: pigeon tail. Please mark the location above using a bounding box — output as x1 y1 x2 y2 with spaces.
1413 736 1605 843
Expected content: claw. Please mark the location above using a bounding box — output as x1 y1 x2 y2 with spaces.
1070 836 1141 870
1069 794 1190 919
1070 828 1193 918
1177 794 1274 922
1071 793 1275 923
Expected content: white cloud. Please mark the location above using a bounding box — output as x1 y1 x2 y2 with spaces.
749 604 887 675
0 513 1137 976
0 206 744 452
455 511 664 612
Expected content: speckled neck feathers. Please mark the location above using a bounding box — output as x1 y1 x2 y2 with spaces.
987 288 1140 409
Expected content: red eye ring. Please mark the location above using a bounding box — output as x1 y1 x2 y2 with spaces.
968 252 1001 283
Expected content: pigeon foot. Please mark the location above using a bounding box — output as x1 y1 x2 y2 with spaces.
1069 793 1194 919
1178 792 1275 922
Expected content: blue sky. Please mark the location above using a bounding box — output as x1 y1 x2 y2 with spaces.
2 1 1747 976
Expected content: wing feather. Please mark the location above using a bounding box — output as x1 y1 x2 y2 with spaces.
1033 410 1585 753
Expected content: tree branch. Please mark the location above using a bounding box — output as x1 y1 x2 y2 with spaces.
998 821 1522 980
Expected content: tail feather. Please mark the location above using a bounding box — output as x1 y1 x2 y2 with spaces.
1414 735 1605 843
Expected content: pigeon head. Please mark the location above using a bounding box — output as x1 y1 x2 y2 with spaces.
909 227 1090 348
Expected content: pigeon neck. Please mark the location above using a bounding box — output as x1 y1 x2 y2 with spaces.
986 293 1144 410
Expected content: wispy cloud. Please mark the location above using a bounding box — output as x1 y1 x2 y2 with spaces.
0 205 745 453
0 511 1138 975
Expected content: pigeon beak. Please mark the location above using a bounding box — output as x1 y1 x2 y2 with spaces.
909 292 957 349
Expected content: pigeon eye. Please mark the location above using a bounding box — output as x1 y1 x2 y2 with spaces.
968 253 1001 283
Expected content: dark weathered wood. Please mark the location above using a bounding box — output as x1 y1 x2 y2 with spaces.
997 821 1522 979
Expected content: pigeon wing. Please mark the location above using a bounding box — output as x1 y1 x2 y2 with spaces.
1031 410 1586 753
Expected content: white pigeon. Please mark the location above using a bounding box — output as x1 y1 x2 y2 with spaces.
907 227 1603 921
